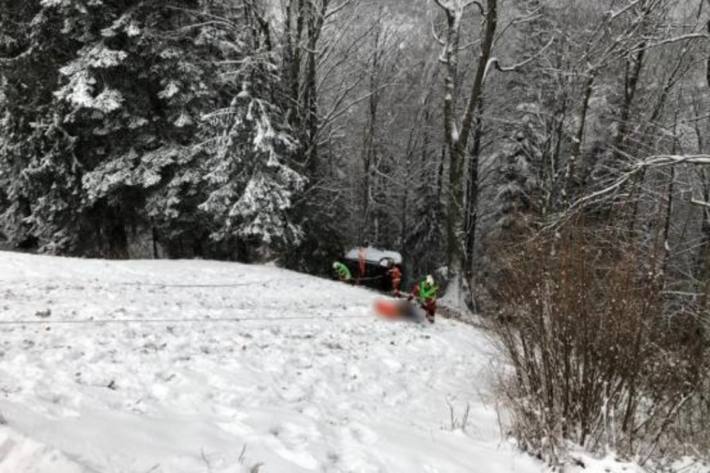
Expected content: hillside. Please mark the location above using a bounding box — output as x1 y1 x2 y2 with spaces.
0 252 541 473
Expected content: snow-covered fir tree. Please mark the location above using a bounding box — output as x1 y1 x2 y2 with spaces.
200 81 305 250
0 0 304 258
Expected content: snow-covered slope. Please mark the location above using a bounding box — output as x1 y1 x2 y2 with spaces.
0 251 541 473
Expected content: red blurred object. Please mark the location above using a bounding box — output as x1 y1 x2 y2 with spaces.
373 299 402 319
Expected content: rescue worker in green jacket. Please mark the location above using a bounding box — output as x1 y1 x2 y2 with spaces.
408 274 438 323
332 261 352 283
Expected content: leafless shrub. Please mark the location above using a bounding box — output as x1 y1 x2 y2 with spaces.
446 399 471 431
489 222 708 465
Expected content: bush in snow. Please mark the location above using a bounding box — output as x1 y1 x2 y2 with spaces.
491 220 709 467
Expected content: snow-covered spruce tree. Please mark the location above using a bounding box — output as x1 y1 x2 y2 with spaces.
0 1 83 251
500 0 557 217
200 8 306 260
277 0 350 275
1 0 307 259
404 148 446 283
0 0 238 256
477 125 541 306
200 83 305 256
53 0 225 257
491 124 541 241
1 0 192 253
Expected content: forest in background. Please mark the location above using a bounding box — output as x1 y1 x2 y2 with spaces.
1 0 710 468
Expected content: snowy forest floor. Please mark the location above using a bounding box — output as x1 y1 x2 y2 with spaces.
3 252 690 473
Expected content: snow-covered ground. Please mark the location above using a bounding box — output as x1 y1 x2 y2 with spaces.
0 251 543 472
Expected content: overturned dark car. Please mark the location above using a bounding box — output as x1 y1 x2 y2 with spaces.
341 246 403 292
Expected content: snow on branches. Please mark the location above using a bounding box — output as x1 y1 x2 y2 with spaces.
201 84 305 246
55 45 128 113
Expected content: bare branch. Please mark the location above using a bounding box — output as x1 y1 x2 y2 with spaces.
432 0 454 12
458 38 482 51
566 154 710 213
691 199 710 208
318 82 395 135
464 0 485 15
494 9 542 43
638 33 710 51
492 37 554 72
643 154 710 167
324 0 353 20
431 18 447 46
609 0 643 20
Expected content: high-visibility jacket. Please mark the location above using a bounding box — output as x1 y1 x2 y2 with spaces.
411 280 438 304
334 262 352 281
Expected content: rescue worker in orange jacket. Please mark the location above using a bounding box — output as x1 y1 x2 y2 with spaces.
387 264 402 297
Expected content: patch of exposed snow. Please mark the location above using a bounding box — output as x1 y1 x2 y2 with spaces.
125 22 141 37
0 426 87 473
174 112 193 128
564 450 647 473
40 0 68 7
91 88 124 112
158 82 180 100
440 274 465 308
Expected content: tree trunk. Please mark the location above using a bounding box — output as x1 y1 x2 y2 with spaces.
613 44 646 161
303 1 327 175
282 0 328 175
435 0 498 291
565 75 594 201
359 20 383 243
464 102 483 275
